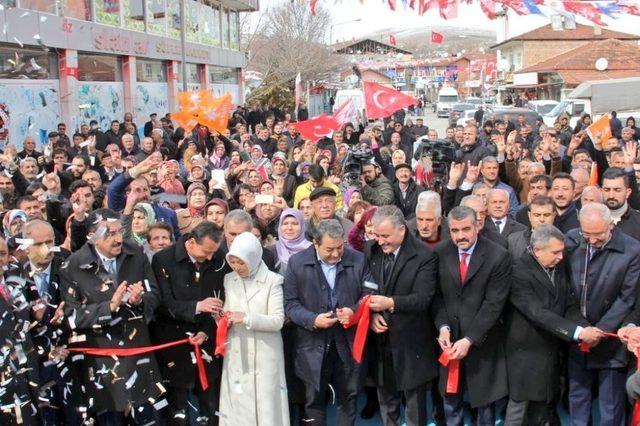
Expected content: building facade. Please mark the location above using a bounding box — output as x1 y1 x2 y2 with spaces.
0 0 258 148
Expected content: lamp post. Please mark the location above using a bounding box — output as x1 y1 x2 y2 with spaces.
179 0 188 91
329 18 362 46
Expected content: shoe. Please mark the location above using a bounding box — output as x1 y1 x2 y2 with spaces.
360 400 379 419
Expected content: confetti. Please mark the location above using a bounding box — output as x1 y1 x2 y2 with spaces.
125 371 138 389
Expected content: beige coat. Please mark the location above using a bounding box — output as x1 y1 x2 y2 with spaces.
218 263 290 426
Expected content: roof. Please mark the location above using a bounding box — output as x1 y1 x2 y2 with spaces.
333 38 413 55
516 38 640 76
491 23 640 49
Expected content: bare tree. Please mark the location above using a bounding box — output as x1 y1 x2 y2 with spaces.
241 1 344 106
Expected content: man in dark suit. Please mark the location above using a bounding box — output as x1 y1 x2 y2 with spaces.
151 221 229 425
221 209 276 271
393 163 424 220
434 206 511 425
505 224 599 424
284 219 369 425
459 194 508 248
0 237 41 426
551 173 580 233
507 195 557 260
144 113 158 137
484 188 527 239
364 205 439 426
17 220 81 425
564 202 640 426
60 209 163 424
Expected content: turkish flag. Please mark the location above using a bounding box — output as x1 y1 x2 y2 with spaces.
419 0 437 15
388 0 397 11
563 1 606 26
295 114 340 142
363 82 419 120
618 1 640 16
479 0 497 19
389 34 397 46
439 0 458 19
431 31 444 44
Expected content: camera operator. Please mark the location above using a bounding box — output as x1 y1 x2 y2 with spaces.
360 160 394 206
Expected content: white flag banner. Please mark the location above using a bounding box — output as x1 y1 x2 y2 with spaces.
332 98 359 126
294 72 302 114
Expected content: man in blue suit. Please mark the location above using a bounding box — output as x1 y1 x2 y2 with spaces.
106 151 180 239
284 219 370 425
564 202 640 426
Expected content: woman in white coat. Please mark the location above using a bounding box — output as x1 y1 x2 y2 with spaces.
219 232 290 426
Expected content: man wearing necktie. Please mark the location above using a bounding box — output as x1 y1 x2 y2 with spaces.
484 188 526 239
364 205 439 426
15 219 80 425
434 206 511 425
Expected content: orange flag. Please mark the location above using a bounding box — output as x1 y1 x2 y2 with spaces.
198 93 233 134
586 114 612 149
588 162 598 186
171 90 232 134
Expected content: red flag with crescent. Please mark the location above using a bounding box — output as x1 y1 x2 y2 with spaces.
295 114 341 142
363 81 419 120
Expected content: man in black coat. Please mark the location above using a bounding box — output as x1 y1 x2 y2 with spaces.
484 188 527 239
564 203 640 425
601 167 640 241
16 220 81 425
221 209 276 271
364 205 439 426
505 225 597 424
151 221 229 425
284 219 369 425
0 237 41 426
551 173 580 233
60 209 164 424
393 163 424 220
434 206 511 425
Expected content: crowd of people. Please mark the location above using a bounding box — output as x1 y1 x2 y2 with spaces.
3 101 640 426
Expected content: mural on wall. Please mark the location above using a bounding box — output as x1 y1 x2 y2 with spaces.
0 82 61 149
210 84 240 106
77 83 125 131
135 83 169 126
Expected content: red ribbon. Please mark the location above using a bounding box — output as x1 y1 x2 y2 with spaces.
68 337 209 391
214 313 230 357
343 295 371 363
633 348 640 426
438 349 460 394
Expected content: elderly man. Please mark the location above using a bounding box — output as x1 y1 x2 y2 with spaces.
221 210 276 270
304 187 353 241
151 221 229 425
434 206 511 426
60 209 163 423
505 225 597 425
284 219 369 425
407 191 445 247
365 205 439 426
393 163 424 219
459 194 508 248
564 203 640 426
484 188 526 239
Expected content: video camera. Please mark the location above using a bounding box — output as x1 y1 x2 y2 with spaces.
415 138 459 176
342 144 374 187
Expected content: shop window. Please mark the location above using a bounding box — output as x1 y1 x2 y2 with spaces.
177 63 200 85
95 0 121 27
61 0 92 20
209 66 237 85
124 0 145 31
167 0 181 39
230 10 239 50
77 53 121 81
0 46 57 79
146 0 166 36
199 2 217 47
136 59 167 82
185 0 199 43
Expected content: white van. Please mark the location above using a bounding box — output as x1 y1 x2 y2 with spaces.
436 87 459 118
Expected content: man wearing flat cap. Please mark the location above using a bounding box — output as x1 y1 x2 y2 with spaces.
393 163 424 220
305 187 354 241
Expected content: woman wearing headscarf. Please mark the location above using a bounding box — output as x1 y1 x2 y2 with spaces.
123 202 156 246
176 182 207 234
3 209 27 238
209 142 230 170
347 206 378 252
255 198 282 240
250 144 271 181
219 232 289 425
204 198 229 229
267 208 311 275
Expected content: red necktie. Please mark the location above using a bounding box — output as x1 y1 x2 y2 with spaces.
0 282 10 303
459 252 469 283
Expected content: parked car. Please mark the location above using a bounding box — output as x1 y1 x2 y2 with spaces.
484 107 541 130
456 109 477 127
448 103 476 126
527 100 559 116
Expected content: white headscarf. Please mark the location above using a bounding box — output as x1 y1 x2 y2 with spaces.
226 232 263 278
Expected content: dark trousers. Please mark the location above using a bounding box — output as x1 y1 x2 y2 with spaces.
166 381 220 426
39 363 82 426
96 404 159 426
303 342 359 426
568 352 626 426
444 393 494 426
505 399 557 426
377 383 427 426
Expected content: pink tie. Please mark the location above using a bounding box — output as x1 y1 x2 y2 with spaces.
459 252 469 284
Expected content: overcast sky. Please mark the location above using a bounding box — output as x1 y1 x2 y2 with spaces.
255 0 640 42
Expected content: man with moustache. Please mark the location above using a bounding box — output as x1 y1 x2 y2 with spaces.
601 167 640 241
60 208 164 423
507 195 557 260
16 220 80 425
434 206 511 425
364 205 439 426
